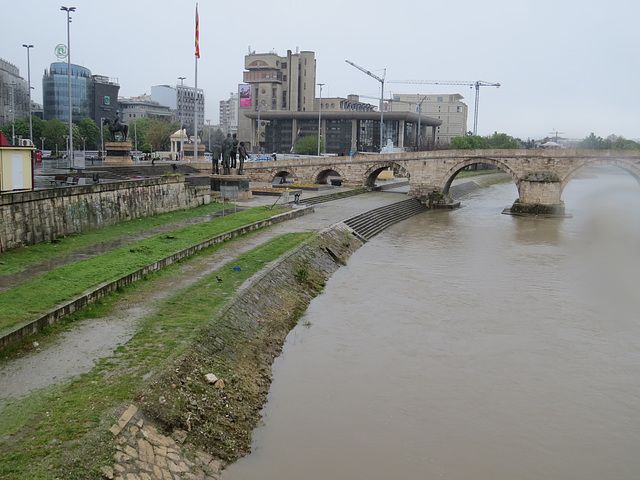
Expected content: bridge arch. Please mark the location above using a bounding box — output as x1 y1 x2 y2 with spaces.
441 157 520 194
272 169 297 184
363 162 410 188
312 166 348 185
560 158 640 195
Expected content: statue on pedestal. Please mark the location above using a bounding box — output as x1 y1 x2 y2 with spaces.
103 113 128 141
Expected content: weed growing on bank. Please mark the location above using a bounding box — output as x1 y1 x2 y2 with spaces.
0 232 314 479
0 206 290 334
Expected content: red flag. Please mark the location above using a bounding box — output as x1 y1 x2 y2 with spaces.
195 5 200 58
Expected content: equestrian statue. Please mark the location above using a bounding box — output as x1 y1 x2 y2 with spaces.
103 113 128 141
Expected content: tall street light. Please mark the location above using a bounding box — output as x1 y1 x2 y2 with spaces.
22 44 34 146
178 77 186 161
317 83 324 156
9 82 16 144
61 6 76 167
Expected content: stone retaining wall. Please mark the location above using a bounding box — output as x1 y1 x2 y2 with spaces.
0 176 208 252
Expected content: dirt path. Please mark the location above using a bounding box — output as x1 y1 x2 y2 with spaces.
0 190 409 407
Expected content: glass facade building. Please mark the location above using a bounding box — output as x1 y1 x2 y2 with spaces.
42 63 93 121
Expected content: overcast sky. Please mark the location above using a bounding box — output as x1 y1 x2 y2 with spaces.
3 0 639 140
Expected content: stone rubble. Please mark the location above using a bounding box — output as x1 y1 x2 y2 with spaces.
106 404 223 480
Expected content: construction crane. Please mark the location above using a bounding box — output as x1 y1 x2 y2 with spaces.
387 80 500 135
345 60 386 149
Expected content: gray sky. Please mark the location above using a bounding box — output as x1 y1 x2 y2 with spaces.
3 0 639 141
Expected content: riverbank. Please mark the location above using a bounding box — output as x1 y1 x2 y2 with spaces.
0 174 510 479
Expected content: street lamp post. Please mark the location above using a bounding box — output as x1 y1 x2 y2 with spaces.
61 6 76 168
317 83 324 156
178 77 185 161
40 137 45 152
22 44 34 146
9 82 16 144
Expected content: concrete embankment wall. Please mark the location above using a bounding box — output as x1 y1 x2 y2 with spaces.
138 223 365 464
0 177 209 252
0 207 314 352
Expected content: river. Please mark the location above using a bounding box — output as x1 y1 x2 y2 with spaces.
222 166 640 480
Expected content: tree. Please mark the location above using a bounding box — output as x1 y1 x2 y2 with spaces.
295 134 324 155
488 132 520 149
579 133 605 149
42 119 68 154
145 119 178 151
77 118 100 150
450 135 491 149
129 118 152 149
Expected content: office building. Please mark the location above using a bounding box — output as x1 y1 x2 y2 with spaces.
119 94 173 124
42 62 119 125
151 84 204 128
390 93 468 145
0 59 29 126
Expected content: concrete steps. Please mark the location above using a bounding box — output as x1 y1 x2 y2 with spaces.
299 188 367 206
343 198 428 241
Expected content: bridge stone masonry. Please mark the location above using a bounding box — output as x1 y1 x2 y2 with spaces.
243 149 640 215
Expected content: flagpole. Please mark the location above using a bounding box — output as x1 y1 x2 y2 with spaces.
194 3 199 163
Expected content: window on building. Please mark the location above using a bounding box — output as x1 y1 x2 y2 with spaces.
437 96 443 102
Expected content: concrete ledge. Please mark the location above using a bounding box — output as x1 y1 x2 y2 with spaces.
0 206 314 352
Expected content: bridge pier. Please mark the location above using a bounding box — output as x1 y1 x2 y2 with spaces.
509 175 566 216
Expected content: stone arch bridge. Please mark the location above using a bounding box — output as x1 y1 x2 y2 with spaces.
243 149 640 215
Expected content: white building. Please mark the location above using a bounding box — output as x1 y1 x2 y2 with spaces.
118 94 172 124
151 84 205 128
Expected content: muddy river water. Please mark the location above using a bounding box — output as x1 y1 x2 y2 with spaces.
222 167 640 480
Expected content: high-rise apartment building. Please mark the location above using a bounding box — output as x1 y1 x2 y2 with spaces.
219 93 238 135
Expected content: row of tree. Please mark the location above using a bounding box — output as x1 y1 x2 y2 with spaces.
0 116 228 155
450 132 640 150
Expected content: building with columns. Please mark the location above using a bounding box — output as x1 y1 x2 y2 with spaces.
237 48 442 154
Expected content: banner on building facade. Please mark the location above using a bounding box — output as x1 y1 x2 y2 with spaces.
239 84 251 107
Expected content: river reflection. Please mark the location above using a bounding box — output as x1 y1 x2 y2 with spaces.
223 167 640 480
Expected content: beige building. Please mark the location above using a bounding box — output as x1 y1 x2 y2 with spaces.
389 93 468 145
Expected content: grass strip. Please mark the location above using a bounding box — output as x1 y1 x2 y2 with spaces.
0 201 230 276
0 232 314 480
0 205 289 333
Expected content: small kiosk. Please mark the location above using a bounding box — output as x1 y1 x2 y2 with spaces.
0 133 34 193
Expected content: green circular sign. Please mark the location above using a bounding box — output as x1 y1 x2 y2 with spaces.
55 44 68 60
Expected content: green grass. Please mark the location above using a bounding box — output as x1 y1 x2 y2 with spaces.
0 201 230 276
0 232 314 479
0 205 290 334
